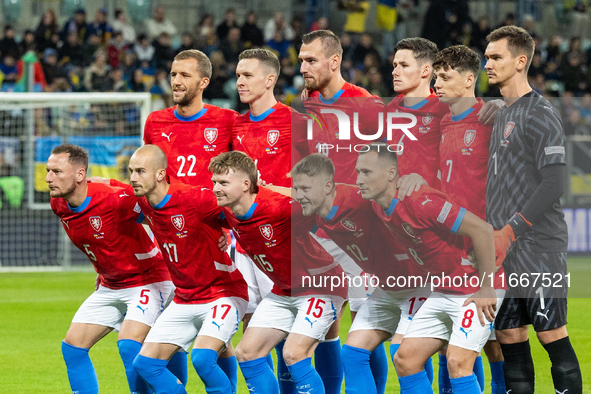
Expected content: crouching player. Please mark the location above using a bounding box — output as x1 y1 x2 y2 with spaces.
46 144 177 394
125 145 248 394
209 151 347 394
354 143 504 394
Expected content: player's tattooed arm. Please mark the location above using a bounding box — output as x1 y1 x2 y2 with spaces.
478 99 504 125
396 173 427 201
456 211 497 325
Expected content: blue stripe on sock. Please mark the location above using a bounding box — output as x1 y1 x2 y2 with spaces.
62 341 99 394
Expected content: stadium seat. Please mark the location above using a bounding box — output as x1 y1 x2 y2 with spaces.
1 0 21 23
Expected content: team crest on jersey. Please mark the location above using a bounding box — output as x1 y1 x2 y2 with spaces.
267 130 280 146
259 224 274 241
422 114 433 125
89 216 102 232
171 215 185 231
402 223 416 238
464 130 476 146
503 122 515 138
204 128 218 144
340 217 357 232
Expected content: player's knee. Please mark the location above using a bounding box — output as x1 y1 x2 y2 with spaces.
234 343 250 363
61 341 90 365
393 348 408 373
190 348 218 375
282 344 307 366
445 352 474 379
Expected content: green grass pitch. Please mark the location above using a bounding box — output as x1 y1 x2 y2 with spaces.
1 257 589 393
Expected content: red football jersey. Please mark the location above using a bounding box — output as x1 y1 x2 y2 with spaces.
314 184 423 289
221 188 347 298
371 187 483 295
386 92 448 189
143 104 237 187
138 181 248 304
439 99 491 220
304 82 386 184
232 102 307 188
50 183 170 290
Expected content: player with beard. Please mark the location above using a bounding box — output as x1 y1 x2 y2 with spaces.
484 26 582 394
298 29 389 394
46 144 174 394
143 49 238 187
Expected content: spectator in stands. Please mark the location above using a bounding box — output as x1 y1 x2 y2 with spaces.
217 8 239 42
422 0 470 50
35 10 59 54
264 12 295 42
219 27 244 67
121 50 137 82
42 48 70 92
521 14 539 40
241 11 264 48
0 25 19 60
352 33 380 68
291 15 305 53
83 34 102 66
150 68 173 109
19 30 36 56
563 36 586 67
61 9 89 44
59 31 85 68
108 68 130 92
84 49 110 91
108 31 128 69
279 56 296 88
528 51 545 78
530 73 547 95
88 8 113 46
496 12 515 29
145 5 177 40
204 51 230 100
563 52 588 95
111 9 136 45
365 66 389 96
577 93 591 119
563 107 587 135
152 32 175 71
566 0 589 40
194 14 217 54
176 32 197 54
0 55 18 83
129 68 146 92
311 16 329 32
340 33 354 62
545 35 562 64
134 34 155 64
266 30 294 61
470 16 491 54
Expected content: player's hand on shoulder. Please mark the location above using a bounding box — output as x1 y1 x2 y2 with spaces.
478 99 504 126
218 233 229 252
301 88 310 100
396 173 427 201
463 286 497 326
87 176 110 185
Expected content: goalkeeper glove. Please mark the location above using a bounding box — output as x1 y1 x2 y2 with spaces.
494 212 532 267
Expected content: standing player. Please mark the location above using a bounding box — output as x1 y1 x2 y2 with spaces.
233 48 308 391
298 29 388 393
209 151 347 394
290 154 436 392
484 26 582 394
126 145 248 394
354 143 503 394
46 144 175 394
143 49 237 187
433 45 506 394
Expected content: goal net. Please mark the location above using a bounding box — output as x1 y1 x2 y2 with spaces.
0 92 151 269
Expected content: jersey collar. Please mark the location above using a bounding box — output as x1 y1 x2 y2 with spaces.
323 205 339 220
384 196 399 216
451 106 476 122
319 89 345 105
236 203 258 220
67 196 91 213
174 107 208 122
154 194 171 209
249 107 276 122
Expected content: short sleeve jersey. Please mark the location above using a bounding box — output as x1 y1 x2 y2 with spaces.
304 82 386 184
439 99 492 220
386 93 449 189
50 182 170 290
314 184 423 289
371 187 482 295
143 104 237 187
222 188 346 298
486 91 568 252
138 182 248 304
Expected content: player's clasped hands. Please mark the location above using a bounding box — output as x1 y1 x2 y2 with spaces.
463 286 497 326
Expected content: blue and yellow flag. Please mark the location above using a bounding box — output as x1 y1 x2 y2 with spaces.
376 0 398 32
